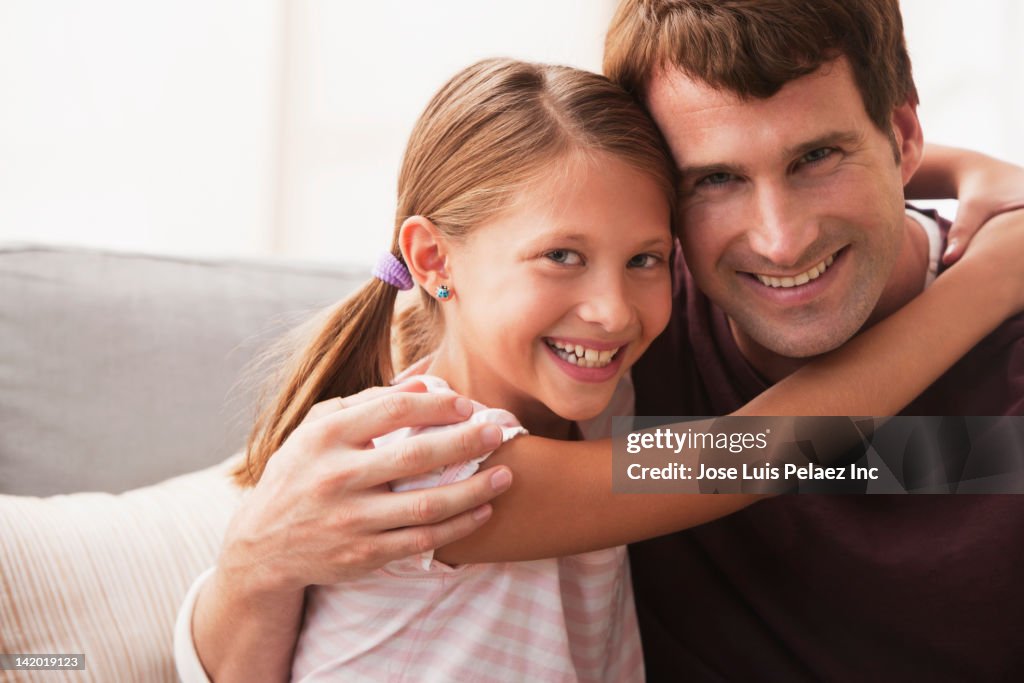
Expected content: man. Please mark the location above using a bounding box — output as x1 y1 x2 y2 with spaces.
602 1 1024 679
184 2 1024 680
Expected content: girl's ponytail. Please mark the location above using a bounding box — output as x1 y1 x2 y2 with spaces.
233 260 402 487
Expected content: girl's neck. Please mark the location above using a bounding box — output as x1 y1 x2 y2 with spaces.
425 344 573 440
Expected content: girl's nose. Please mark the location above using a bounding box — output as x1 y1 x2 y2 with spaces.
576 277 635 333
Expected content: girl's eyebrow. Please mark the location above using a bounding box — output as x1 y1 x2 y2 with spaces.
538 230 589 243
525 229 671 250
634 236 673 250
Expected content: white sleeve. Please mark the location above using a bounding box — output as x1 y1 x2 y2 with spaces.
174 566 216 683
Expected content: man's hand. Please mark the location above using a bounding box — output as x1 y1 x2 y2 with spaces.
221 380 512 595
190 381 512 682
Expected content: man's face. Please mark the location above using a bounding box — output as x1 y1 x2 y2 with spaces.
646 57 921 359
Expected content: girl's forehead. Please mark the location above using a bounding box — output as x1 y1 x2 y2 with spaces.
462 155 672 250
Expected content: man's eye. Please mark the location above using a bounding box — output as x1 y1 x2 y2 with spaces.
698 172 734 187
801 147 835 164
545 249 583 265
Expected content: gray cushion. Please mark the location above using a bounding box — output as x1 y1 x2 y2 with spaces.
0 244 366 495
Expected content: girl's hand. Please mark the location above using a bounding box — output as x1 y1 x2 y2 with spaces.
946 154 1024 265
220 381 512 596
948 207 1024 316
908 144 1024 264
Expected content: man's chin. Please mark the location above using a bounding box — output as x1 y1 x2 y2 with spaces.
753 327 857 359
736 316 863 361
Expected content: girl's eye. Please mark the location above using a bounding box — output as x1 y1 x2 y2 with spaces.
627 253 661 268
545 249 583 265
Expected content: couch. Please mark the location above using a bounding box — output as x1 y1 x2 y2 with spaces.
0 244 366 682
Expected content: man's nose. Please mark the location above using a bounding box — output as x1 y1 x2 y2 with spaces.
748 183 819 267
576 275 635 333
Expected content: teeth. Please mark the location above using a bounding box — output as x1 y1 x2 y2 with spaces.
545 339 621 369
754 251 838 289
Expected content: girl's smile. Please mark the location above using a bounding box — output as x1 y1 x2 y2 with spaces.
542 336 628 382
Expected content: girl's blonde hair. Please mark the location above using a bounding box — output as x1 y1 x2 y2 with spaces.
234 57 676 486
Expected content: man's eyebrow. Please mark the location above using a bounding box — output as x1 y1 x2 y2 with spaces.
677 131 865 181
677 162 746 180
783 130 864 160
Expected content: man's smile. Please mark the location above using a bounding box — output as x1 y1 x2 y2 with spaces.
747 249 840 288
736 246 851 307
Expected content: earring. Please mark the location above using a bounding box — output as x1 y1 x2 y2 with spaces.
435 284 452 300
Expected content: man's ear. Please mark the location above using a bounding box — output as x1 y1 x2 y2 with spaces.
398 216 451 294
892 101 924 186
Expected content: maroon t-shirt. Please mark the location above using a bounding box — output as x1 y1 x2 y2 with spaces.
630 211 1024 681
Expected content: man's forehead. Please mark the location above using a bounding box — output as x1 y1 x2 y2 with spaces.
644 66 742 117
646 59 851 116
644 59 868 165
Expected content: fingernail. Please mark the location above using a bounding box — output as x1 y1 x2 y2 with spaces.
482 425 503 449
472 504 492 521
944 239 958 259
454 397 473 417
490 468 512 491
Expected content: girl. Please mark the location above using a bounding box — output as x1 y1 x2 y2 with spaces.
177 58 1024 682
272 56 677 682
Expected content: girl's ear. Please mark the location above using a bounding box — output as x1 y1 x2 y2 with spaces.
399 216 451 294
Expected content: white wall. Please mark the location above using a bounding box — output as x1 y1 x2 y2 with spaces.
273 0 618 266
903 0 1024 164
0 0 282 258
1 1 1021 265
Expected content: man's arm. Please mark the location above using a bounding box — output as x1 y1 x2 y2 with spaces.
438 209 1024 564
185 385 512 682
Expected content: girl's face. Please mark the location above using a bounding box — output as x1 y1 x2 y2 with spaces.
432 152 673 436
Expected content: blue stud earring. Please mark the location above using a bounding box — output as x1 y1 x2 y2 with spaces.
435 284 452 300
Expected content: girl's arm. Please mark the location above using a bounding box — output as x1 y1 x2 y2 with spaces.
909 144 1024 263
438 209 1024 563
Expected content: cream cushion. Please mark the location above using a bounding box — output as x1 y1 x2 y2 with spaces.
0 455 243 683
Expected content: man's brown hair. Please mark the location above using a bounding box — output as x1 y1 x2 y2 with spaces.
604 0 919 132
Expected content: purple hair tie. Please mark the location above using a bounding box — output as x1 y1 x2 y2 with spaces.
372 252 414 290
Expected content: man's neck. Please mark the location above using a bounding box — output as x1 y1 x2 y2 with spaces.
731 213 932 384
